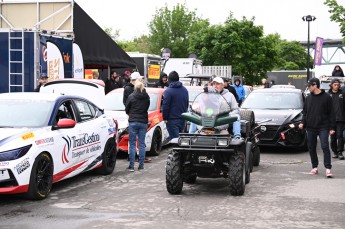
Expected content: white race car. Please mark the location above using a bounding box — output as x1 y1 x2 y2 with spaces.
0 93 117 200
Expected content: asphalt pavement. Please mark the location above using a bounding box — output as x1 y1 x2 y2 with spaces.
0 143 345 229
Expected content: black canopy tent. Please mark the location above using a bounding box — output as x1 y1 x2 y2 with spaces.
73 2 136 70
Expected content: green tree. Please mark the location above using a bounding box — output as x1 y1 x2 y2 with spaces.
148 3 209 57
117 35 152 53
189 14 279 85
275 40 312 70
324 0 345 41
104 27 120 41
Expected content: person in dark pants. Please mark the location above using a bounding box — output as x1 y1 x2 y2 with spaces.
125 80 150 171
299 78 335 177
162 71 189 140
328 78 345 160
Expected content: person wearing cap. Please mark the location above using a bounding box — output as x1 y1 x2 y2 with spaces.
213 77 241 138
123 72 143 106
105 71 121 94
328 78 345 160
121 70 132 88
162 71 189 140
299 77 335 177
154 72 169 88
232 78 246 106
34 73 48 92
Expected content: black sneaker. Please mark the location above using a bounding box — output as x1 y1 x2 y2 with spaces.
138 166 144 171
127 166 134 172
338 153 345 160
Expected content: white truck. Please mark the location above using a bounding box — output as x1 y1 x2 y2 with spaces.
162 58 202 85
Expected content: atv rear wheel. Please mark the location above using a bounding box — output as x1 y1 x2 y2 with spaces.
229 151 246 196
166 150 183 194
184 174 197 184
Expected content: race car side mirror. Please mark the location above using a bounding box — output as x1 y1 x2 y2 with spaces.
52 118 76 130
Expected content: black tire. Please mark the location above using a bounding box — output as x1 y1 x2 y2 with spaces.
166 150 183 194
229 151 246 196
184 174 197 184
148 128 162 156
239 109 255 128
97 138 117 175
252 146 261 166
26 152 54 200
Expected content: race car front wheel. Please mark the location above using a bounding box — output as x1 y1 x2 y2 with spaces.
27 152 53 200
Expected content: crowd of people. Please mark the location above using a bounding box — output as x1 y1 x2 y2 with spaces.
34 64 345 176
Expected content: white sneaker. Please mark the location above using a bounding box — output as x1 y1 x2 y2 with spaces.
326 169 333 178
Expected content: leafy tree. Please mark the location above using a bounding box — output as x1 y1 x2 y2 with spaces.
324 0 345 41
117 35 152 53
148 3 209 57
190 14 279 85
275 39 312 70
104 27 120 41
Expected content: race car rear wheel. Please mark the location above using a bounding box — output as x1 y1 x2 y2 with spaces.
27 152 53 200
149 128 162 156
229 151 246 196
97 138 117 175
166 150 183 194
252 146 261 166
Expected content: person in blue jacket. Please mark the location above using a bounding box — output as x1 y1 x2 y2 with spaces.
162 71 189 140
232 78 246 106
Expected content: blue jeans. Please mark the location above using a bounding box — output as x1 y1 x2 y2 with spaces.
232 114 241 137
166 119 185 140
128 122 147 168
306 129 332 169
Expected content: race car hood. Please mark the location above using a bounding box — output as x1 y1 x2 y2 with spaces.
104 110 128 130
0 128 41 151
251 109 302 125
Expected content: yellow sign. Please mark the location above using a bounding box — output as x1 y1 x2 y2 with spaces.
21 132 35 141
148 64 160 79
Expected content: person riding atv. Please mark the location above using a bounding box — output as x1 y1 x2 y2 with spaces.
166 88 260 196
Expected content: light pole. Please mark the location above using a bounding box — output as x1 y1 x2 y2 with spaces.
302 15 316 81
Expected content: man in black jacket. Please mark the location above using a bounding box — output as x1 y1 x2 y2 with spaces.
224 79 239 103
328 78 345 160
299 77 335 177
154 72 169 88
123 72 142 105
105 71 121 94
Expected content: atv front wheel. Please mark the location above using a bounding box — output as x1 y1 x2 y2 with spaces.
166 150 183 194
229 151 246 196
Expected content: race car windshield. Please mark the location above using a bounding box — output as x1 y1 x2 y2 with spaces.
241 92 303 109
0 99 54 127
191 92 230 117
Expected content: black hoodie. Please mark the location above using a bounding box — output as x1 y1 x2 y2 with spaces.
125 89 150 124
302 90 334 130
154 72 169 88
328 88 345 122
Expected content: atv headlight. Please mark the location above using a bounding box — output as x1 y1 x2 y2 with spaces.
179 138 190 146
217 139 228 146
0 145 32 162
